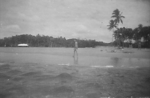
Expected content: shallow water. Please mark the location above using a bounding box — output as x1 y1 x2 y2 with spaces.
0 47 150 97
0 47 150 68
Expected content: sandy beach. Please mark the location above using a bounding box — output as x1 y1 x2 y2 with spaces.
0 47 150 98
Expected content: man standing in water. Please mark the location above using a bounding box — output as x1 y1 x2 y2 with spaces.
73 40 78 58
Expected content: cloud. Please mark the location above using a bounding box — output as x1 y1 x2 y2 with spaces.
18 13 41 21
0 24 21 38
0 0 150 42
5 25 20 30
0 24 21 33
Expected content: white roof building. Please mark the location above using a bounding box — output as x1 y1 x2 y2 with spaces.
17 43 29 47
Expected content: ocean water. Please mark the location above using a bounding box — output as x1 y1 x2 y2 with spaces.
0 47 150 67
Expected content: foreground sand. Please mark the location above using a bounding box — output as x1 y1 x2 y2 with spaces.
0 62 150 98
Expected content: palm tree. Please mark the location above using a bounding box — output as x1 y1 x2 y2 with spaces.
111 9 125 48
111 9 125 25
108 20 117 43
135 24 143 48
108 20 117 30
113 28 125 47
138 24 143 31
125 28 134 47
138 24 143 39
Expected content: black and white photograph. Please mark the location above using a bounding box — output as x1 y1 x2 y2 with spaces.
0 0 150 98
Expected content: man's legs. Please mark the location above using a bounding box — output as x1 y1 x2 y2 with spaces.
73 49 78 57
73 49 75 57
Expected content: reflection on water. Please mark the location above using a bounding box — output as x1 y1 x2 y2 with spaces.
72 56 150 68
73 55 78 65
110 57 121 66
109 57 150 68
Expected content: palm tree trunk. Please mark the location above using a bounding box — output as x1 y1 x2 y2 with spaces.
112 29 114 46
117 31 120 48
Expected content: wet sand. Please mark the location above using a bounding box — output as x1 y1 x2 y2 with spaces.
0 47 150 98
0 63 150 98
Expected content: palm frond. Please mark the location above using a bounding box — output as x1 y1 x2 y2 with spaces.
111 15 117 18
120 19 123 24
121 16 125 18
108 20 117 30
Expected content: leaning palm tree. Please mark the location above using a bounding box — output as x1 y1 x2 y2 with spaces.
111 9 125 48
108 20 117 30
108 20 117 43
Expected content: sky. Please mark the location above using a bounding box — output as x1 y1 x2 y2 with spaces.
0 0 150 42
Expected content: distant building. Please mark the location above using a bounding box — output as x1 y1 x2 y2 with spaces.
17 43 29 47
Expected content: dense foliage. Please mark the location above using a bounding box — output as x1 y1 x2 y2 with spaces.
0 34 106 47
108 9 150 48
113 25 150 48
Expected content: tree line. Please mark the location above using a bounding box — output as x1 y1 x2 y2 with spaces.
108 9 150 48
0 34 107 47
113 25 150 48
